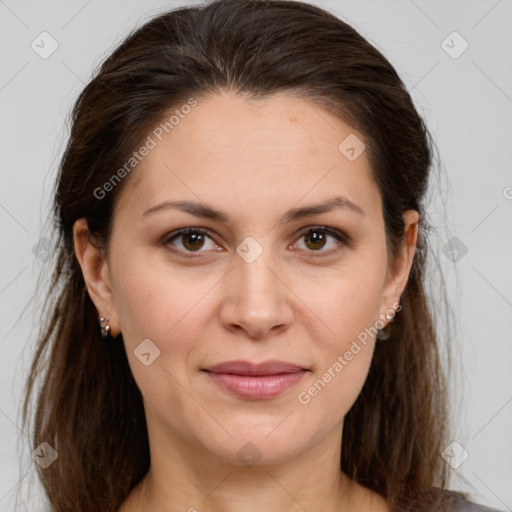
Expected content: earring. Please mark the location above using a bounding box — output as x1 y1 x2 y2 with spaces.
99 317 111 339
385 311 395 323
376 311 396 341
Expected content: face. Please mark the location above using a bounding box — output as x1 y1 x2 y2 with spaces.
75 90 417 467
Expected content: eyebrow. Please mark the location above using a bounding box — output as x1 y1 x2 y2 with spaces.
142 195 366 223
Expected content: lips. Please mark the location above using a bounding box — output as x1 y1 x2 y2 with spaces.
202 360 307 399
204 359 306 376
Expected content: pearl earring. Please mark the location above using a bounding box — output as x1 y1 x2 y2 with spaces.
99 317 111 339
376 310 396 341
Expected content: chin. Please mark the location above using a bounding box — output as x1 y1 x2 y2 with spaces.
193 416 318 468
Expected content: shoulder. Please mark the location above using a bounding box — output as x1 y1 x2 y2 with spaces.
449 496 505 512
410 489 506 512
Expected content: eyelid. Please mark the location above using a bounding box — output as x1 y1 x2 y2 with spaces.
160 225 351 258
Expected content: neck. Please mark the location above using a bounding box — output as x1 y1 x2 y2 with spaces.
123 420 372 512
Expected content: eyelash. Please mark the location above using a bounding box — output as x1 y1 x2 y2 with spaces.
160 226 350 259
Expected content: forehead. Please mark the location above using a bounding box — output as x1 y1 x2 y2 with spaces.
115 90 381 223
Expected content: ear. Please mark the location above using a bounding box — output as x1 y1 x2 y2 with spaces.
379 209 419 322
73 218 121 337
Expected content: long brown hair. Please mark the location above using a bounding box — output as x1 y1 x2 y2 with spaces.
22 1 467 510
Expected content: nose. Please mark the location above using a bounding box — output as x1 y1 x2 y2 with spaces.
219 244 293 340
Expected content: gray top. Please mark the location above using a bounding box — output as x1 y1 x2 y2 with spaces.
454 499 505 512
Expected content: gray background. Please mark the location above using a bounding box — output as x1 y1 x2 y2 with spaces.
1 0 511 510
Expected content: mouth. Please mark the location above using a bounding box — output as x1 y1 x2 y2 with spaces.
201 360 308 399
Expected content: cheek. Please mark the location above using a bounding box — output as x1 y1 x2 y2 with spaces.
313 263 386 346
111 265 161 343
110 252 222 396
295 262 385 414
110 259 201 408
111 250 210 341
296 300 378 424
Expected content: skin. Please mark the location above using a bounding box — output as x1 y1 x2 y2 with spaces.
74 89 418 512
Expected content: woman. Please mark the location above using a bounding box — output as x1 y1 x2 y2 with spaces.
22 1 503 511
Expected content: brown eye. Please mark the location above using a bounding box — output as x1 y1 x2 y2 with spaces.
163 228 218 256
294 227 348 256
304 230 328 251
180 231 206 251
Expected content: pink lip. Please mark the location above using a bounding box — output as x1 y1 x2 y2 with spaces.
202 360 308 399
